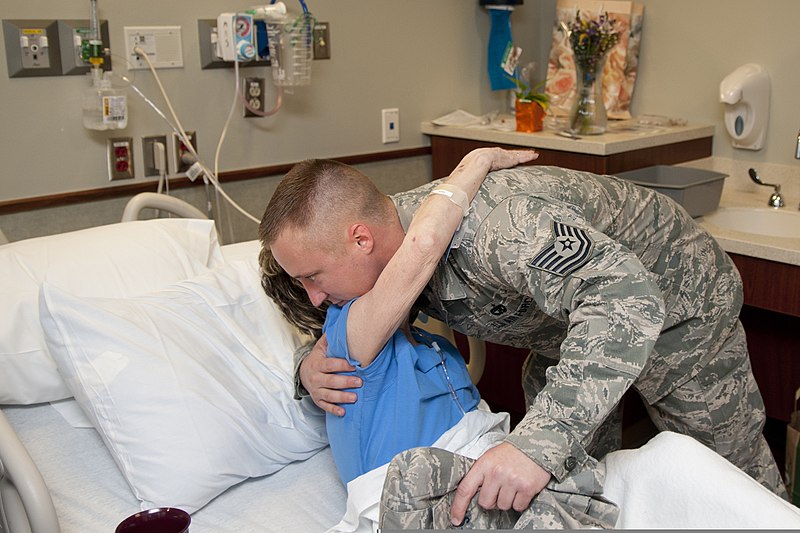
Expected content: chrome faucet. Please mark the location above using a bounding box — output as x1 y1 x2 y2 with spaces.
748 168 785 208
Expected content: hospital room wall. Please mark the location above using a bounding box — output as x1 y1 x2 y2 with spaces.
0 1 543 243
622 0 800 168
4 1 800 243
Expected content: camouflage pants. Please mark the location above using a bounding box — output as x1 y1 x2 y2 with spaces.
379 447 619 530
524 321 787 498
644 321 787 498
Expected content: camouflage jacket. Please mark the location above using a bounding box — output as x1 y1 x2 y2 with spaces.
391 165 743 482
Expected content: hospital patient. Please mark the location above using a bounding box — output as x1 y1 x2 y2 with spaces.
258 148 533 483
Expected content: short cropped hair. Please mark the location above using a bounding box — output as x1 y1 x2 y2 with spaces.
258 159 392 249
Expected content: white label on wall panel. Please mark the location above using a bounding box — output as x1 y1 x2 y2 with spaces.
124 26 183 69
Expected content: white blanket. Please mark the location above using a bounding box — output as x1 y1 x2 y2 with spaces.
605 432 800 528
327 411 800 531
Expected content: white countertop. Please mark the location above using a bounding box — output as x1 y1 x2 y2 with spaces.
420 120 715 156
421 117 797 266
696 187 800 267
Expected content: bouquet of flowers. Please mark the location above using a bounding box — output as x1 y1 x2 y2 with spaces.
565 10 620 134
567 10 620 76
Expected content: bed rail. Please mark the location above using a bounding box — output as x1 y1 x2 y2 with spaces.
121 192 207 222
0 410 60 533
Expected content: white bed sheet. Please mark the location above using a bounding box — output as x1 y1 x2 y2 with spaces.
2 403 347 533
6 400 800 532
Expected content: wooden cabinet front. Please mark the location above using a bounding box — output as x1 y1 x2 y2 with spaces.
430 135 713 179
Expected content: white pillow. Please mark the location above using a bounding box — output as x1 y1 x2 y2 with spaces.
39 259 327 514
0 219 223 404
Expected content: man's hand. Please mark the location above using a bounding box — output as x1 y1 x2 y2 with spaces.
299 334 362 416
449 442 551 526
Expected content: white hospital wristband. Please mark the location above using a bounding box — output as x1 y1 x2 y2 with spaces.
429 184 470 217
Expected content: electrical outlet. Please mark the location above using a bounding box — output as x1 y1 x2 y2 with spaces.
244 76 266 117
107 137 134 181
174 131 197 174
381 108 400 144
142 135 169 177
313 22 330 60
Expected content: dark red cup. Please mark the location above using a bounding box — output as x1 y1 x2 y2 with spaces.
115 507 191 533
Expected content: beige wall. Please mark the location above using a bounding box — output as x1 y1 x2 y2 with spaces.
0 1 544 202
627 0 799 167
1 0 798 239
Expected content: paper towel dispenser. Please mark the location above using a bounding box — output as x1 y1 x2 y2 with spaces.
719 63 770 151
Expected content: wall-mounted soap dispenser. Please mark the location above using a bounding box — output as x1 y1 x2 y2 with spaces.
719 63 770 151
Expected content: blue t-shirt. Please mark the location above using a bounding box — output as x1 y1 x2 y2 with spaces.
323 300 480 484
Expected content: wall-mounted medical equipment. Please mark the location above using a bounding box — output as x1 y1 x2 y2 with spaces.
719 63 769 151
214 3 314 87
2 18 112 77
82 0 127 130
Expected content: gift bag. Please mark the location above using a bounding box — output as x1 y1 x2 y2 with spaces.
545 0 644 120
787 387 800 506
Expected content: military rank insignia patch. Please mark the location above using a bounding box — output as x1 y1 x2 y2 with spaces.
528 221 594 276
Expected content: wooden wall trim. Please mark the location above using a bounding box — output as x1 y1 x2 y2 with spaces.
0 147 431 215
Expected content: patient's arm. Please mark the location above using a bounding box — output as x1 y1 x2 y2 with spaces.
344 148 537 366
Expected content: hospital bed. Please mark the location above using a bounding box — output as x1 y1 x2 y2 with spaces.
1 195 799 532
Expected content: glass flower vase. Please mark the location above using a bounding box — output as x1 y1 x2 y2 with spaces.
568 55 608 135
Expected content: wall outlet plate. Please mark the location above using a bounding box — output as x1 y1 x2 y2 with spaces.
381 108 400 144
107 137 134 181
243 76 266 117
142 135 169 177
174 131 197 174
313 22 330 60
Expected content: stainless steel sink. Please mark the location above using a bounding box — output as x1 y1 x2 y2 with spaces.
702 207 800 239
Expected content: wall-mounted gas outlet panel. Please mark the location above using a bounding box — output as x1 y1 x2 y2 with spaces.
3 19 113 77
3 19 61 77
57 19 111 75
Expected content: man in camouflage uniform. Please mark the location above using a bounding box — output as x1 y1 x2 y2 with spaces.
274 157 786 526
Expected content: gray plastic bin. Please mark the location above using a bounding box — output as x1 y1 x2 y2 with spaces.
615 165 727 217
